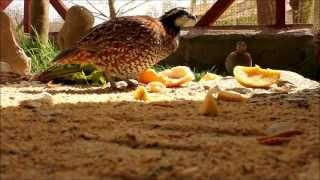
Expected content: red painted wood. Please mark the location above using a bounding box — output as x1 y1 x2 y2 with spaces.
275 0 286 28
24 0 32 33
195 0 236 27
49 0 67 20
317 39 320 65
0 0 13 11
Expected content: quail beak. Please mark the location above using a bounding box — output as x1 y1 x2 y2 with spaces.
188 14 197 22
186 15 197 26
175 14 197 27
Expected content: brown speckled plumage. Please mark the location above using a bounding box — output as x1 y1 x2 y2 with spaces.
54 8 196 80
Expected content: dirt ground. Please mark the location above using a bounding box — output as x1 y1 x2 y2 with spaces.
0 73 320 180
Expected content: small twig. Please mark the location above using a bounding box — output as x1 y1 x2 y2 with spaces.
85 0 108 18
117 0 150 16
66 0 109 21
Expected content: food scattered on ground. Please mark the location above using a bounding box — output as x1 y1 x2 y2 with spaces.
138 69 167 84
146 81 166 93
133 86 150 101
198 88 219 116
199 72 220 82
233 65 281 88
217 89 250 102
159 66 195 87
138 66 195 88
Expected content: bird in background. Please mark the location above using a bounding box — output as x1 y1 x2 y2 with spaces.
225 41 253 75
37 8 197 84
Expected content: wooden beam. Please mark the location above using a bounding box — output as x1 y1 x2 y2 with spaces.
24 0 32 33
195 0 236 27
0 0 13 11
317 43 320 66
49 0 67 20
188 24 313 31
274 0 286 28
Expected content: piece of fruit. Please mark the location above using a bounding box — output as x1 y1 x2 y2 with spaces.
138 66 195 88
159 66 195 87
138 69 167 84
217 90 250 102
199 88 219 116
133 86 149 101
233 65 280 88
147 81 166 93
199 72 220 82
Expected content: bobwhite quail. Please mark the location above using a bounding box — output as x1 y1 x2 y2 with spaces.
225 41 253 75
38 8 196 82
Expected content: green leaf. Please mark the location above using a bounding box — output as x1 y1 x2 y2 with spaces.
87 70 107 85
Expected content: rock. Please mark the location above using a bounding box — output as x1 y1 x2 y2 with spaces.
58 5 94 50
112 81 128 90
0 12 31 75
126 79 139 89
0 62 13 73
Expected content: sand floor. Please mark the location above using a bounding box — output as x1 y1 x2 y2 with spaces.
0 73 319 180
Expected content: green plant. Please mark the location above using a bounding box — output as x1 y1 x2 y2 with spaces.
19 32 59 73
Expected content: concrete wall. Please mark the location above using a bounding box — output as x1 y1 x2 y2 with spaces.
161 29 319 78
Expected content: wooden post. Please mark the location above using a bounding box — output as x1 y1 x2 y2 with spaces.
49 0 67 20
0 0 13 11
314 0 320 65
274 0 286 28
24 0 32 33
195 0 235 27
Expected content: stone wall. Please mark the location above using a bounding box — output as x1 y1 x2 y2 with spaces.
162 29 319 79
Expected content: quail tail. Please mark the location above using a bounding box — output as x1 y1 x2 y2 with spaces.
34 64 84 83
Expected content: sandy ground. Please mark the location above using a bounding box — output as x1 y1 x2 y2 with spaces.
0 72 320 180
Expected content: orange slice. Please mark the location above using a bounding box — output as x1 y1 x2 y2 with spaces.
138 69 167 84
138 66 195 88
233 65 280 88
199 72 220 82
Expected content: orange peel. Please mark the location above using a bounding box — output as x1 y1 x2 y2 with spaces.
159 66 195 87
138 69 167 84
138 66 195 88
233 65 280 88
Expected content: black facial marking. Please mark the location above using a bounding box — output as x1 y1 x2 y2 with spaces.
160 8 194 37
